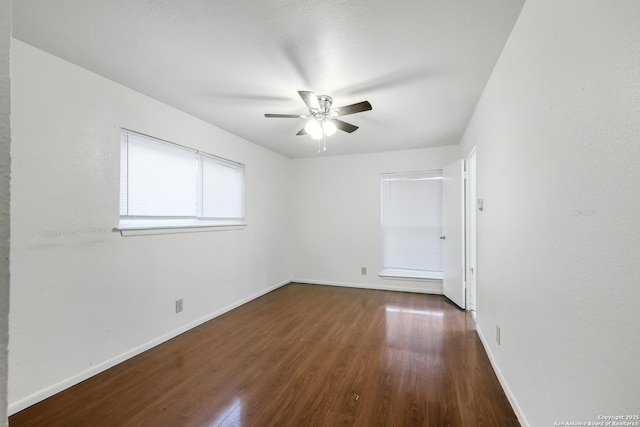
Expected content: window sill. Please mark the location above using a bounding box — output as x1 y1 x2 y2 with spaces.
114 223 247 237
379 269 443 281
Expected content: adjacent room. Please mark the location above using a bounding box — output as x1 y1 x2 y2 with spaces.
0 1 639 426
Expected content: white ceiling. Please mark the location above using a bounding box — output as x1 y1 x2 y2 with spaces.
12 0 524 158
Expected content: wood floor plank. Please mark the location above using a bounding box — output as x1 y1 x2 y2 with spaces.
10 283 519 426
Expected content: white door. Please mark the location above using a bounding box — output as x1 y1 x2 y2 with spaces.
442 159 465 309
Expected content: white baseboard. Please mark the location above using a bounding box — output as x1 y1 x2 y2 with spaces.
291 278 443 295
8 279 289 415
475 325 530 427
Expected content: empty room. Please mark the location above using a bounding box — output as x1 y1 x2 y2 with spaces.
1 0 639 426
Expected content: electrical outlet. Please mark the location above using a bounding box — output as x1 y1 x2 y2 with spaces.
361 267 367 275
496 325 501 345
176 299 183 313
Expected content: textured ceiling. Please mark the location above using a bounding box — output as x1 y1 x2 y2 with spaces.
12 0 524 158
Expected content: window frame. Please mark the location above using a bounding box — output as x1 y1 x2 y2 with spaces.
116 129 246 236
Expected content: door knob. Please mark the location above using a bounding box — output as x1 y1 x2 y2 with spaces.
439 235 446 240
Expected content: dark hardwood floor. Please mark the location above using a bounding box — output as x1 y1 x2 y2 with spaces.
10 283 519 426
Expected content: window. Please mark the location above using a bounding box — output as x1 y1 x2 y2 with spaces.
119 129 245 231
380 170 443 279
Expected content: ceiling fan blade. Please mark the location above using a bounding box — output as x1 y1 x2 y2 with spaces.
265 113 301 118
332 119 359 133
298 91 320 111
296 127 308 136
332 100 372 116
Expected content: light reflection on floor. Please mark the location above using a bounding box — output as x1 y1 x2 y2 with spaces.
383 303 446 383
207 397 241 427
385 306 445 317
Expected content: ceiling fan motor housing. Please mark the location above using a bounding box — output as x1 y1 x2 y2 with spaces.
316 95 333 114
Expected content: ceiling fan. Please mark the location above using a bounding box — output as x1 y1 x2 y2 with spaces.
265 91 372 151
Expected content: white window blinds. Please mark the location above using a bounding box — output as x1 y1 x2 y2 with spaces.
381 171 443 279
201 154 244 219
120 129 245 227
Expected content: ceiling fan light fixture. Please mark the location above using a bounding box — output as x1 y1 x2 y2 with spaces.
323 120 337 136
305 119 323 139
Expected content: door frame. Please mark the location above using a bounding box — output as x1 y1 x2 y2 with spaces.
465 147 477 316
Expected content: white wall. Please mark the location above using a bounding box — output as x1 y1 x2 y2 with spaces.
8 40 291 413
459 1 640 425
291 146 459 294
0 0 10 424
